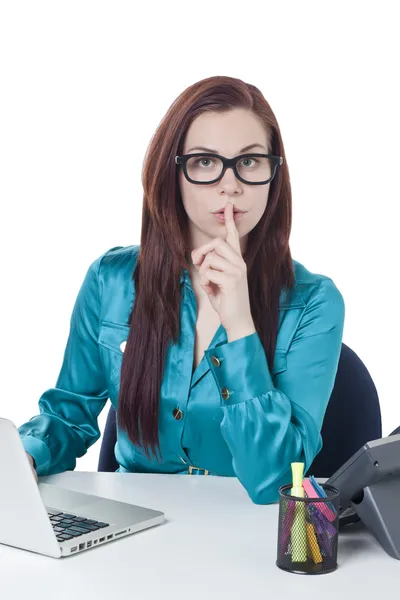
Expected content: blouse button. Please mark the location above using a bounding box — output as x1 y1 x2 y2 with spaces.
210 356 221 367
120 341 127 353
221 388 230 400
173 408 183 420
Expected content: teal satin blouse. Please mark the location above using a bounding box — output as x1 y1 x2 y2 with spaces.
18 245 345 504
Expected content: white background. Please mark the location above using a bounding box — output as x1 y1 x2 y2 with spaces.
1 1 399 473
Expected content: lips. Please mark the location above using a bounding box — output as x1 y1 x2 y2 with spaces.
213 212 246 222
213 208 245 214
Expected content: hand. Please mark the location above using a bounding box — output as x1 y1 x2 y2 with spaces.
191 203 256 339
26 451 38 483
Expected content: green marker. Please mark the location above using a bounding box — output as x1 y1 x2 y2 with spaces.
290 462 307 562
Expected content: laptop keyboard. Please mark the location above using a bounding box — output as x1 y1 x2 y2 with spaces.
46 508 109 543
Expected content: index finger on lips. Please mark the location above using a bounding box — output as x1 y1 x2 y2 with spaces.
224 204 241 255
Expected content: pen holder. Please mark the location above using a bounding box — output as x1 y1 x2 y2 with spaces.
276 483 340 575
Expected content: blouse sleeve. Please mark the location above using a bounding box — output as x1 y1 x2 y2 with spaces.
204 277 345 504
18 253 109 476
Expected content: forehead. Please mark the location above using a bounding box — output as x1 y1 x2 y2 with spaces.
183 108 267 154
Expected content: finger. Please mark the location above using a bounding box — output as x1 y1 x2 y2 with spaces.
198 259 212 287
200 275 216 295
199 269 214 293
201 283 214 295
199 251 239 276
192 238 240 269
198 255 223 293
204 267 231 288
224 203 241 255
192 244 216 268
200 271 211 287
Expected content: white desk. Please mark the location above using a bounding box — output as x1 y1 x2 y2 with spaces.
1 472 397 599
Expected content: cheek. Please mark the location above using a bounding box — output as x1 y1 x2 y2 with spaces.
180 180 208 219
179 174 193 212
245 193 269 229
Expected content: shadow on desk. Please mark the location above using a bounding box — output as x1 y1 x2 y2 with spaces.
339 520 376 562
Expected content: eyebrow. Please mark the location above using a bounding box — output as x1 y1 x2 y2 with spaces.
185 143 266 154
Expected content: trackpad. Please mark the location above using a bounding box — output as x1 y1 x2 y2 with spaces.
39 483 109 516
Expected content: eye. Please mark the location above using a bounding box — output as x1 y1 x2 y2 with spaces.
194 157 215 168
239 157 259 168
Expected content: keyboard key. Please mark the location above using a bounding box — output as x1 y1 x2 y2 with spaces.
54 526 65 533
78 524 100 531
68 524 92 531
47 510 63 516
50 516 64 522
64 529 83 537
57 534 73 540
96 522 109 528
80 519 99 525
61 513 77 519
68 525 92 534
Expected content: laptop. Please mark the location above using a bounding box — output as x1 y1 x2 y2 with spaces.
0 417 165 558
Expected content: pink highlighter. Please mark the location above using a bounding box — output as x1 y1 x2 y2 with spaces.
302 478 336 522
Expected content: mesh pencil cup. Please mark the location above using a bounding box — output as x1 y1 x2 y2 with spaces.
276 483 340 575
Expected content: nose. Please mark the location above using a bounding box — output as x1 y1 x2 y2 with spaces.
217 165 242 195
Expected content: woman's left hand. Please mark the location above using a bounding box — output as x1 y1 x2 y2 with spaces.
191 203 256 340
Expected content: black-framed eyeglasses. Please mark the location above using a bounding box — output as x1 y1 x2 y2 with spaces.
175 152 283 185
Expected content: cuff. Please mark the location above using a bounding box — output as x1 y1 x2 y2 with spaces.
20 435 52 475
204 331 274 405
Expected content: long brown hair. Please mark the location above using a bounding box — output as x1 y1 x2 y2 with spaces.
117 75 295 460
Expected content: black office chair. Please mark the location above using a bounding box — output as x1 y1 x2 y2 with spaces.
98 405 119 473
307 343 382 477
98 343 382 478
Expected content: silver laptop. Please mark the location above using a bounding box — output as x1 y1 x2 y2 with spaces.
0 417 165 558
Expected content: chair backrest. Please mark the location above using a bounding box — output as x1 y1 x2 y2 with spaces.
98 404 119 473
306 342 382 477
98 343 382 478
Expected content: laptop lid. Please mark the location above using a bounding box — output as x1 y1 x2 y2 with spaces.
0 417 61 558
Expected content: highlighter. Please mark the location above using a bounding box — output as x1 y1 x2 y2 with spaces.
308 504 337 537
306 521 323 564
290 462 307 562
280 499 296 557
311 510 333 559
309 475 337 514
302 478 337 523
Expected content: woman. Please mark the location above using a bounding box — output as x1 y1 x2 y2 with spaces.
19 75 345 504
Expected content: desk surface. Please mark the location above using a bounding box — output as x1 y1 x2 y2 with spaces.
1 472 397 599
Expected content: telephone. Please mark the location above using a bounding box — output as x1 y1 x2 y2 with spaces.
325 426 400 559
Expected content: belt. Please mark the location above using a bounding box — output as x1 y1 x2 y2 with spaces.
179 455 209 476
188 465 209 476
